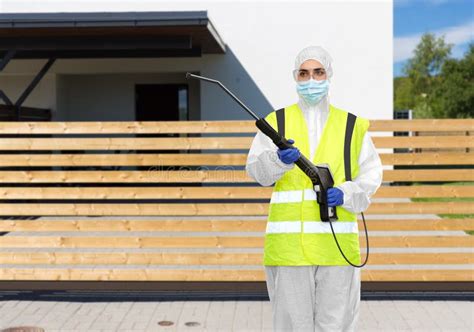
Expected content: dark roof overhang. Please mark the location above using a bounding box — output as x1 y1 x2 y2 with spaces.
0 11 226 59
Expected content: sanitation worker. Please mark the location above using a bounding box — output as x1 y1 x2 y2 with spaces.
246 45 383 331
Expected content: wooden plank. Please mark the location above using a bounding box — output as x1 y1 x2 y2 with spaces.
0 185 471 199
372 136 473 149
366 202 474 214
366 236 474 248
0 153 248 167
0 268 265 281
0 218 471 232
0 136 471 150
0 201 471 216
0 203 268 216
361 219 474 231
0 137 254 150
0 236 471 248
368 119 474 132
0 119 472 134
0 121 257 134
0 152 471 167
366 253 474 265
383 170 474 182
0 187 273 199
0 169 471 183
0 219 267 232
379 153 474 166
0 170 254 183
361 270 473 282
0 252 263 265
0 252 470 265
0 236 264 248
375 186 474 198
0 268 470 281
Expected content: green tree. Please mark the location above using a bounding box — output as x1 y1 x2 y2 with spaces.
404 33 452 95
394 33 474 119
431 43 474 118
404 33 452 118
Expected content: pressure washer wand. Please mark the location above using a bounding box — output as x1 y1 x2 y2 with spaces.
186 72 336 222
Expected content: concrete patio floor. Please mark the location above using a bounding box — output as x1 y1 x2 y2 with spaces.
0 298 472 331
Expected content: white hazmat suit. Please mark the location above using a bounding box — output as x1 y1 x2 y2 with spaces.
246 46 383 331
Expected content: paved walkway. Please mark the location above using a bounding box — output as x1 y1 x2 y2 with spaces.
0 299 472 331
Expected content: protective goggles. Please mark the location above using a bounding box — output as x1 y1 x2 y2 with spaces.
293 68 327 81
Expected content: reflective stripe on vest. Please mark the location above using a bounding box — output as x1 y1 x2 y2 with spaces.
270 188 323 203
266 221 359 234
262 103 369 266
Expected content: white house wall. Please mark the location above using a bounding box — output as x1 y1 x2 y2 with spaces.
0 0 393 121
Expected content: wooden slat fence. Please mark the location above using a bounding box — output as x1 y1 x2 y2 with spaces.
0 119 472 286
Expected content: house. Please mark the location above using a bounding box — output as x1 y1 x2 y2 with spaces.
0 1 393 122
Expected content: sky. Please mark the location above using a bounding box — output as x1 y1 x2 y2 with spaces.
394 0 474 77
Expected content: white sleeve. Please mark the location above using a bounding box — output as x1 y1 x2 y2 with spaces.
245 130 295 186
336 131 383 213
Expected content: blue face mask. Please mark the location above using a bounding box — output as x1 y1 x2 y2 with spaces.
296 79 329 105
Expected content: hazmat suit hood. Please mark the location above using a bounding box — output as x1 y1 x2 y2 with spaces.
294 45 333 110
294 45 334 80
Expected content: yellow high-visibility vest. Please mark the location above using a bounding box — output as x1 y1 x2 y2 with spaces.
263 103 369 266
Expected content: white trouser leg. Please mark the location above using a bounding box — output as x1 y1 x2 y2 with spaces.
265 265 360 332
314 265 361 332
265 265 317 331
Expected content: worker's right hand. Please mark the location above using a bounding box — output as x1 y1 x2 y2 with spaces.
277 139 301 164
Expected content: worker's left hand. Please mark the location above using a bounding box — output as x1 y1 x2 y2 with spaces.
327 187 344 207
